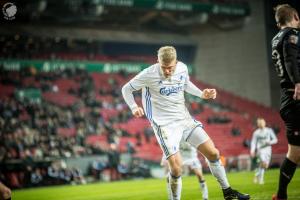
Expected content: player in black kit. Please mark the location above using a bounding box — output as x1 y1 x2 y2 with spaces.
271 4 300 200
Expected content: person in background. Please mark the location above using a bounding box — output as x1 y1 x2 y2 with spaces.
250 118 277 184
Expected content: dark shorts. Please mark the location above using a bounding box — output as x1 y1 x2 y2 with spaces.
280 101 300 146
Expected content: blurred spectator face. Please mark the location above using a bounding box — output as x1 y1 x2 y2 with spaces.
110 143 117 151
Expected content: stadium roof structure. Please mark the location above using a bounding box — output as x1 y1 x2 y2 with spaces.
6 0 251 33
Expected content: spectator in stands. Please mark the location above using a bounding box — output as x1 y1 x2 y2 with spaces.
71 167 86 185
47 161 60 185
135 132 142 146
126 141 136 154
207 115 231 124
144 127 154 143
91 158 106 180
250 118 277 184
271 4 300 200
30 168 43 187
107 143 120 181
231 127 241 136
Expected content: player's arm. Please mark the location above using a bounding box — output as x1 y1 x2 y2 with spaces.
250 132 257 157
122 70 148 118
268 129 278 146
185 80 217 99
283 32 300 100
122 83 144 117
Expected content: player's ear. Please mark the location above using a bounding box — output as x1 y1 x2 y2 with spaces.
294 13 299 21
276 23 280 29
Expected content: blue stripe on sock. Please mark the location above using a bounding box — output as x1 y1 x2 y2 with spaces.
170 173 181 179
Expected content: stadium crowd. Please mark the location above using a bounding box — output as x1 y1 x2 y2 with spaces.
0 66 142 188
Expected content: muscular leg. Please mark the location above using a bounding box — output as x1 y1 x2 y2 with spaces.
0 182 11 200
255 153 269 185
167 152 183 200
276 145 300 199
257 161 268 184
193 168 205 182
193 168 208 200
188 125 249 199
197 139 230 189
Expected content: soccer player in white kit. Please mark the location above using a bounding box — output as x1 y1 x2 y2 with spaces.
250 118 278 184
122 46 250 200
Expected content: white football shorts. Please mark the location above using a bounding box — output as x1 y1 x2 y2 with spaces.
182 158 202 170
257 148 272 165
152 118 209 159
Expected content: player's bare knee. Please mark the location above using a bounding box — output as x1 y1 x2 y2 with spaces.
195 172 203 180
2 188 11 199
206 149 219 161
294 154 300 164
170 165 182 177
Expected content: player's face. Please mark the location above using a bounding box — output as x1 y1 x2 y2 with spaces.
160 59 177 78
257 119 266 129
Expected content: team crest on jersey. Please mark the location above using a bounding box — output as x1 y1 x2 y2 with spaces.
288 34 298 44
160 85 184 96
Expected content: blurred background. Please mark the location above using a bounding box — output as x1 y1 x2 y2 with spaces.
0 0 299 190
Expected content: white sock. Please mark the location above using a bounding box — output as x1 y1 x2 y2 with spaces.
200 180 208 200
207 159 230 189
258 167 265 184
168 173 182 200
254 168 259 177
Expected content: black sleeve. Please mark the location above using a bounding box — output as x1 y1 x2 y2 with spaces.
283 33 300 84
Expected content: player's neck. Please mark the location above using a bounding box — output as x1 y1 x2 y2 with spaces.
280 22 298 30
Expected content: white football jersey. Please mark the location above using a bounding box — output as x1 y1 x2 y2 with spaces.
250 127 278 154
127 61 192 126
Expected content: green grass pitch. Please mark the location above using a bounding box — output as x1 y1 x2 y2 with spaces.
13 169 300 200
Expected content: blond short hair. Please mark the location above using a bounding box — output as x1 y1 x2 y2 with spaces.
157 46 177 65
274 4 298 26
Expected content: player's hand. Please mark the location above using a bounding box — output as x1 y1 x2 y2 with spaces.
293 83 300 100
132 106 144 118
201 89 217 99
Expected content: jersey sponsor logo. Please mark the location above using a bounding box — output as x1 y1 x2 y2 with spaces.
159 85 184 96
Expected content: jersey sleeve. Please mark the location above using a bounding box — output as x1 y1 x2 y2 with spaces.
283 30 300 84
184 65 203 98
128 68 150 91
268 128 278 145
122 68 149 111
250 131 257 154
